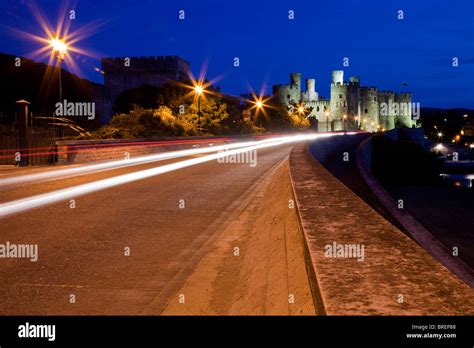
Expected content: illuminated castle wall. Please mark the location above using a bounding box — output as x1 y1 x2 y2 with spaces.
273 70 415 132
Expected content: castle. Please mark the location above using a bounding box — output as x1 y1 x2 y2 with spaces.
97 56 190 122
273 71 415 132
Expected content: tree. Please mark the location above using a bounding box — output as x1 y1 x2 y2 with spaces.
186 97 230 134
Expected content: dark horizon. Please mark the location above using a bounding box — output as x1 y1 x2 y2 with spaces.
0 0 473 109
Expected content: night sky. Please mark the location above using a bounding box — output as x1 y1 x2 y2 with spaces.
1 0 473 108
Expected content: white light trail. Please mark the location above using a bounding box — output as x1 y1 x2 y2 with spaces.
0 133 348 218
0 137 287 187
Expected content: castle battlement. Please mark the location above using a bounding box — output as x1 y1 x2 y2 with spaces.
101 56 190 72
396 92 412 98
378 91 395 97
102 55 188 63
360 86 377 92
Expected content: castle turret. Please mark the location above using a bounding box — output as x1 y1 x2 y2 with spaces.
302 78 318 102
289 73 302 102
349 76 360 84
347 76 360 130
360 87 379 132
330 71 348 130
332 70 344 85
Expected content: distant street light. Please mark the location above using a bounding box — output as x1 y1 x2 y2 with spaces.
255 99 264 127
195 85 203 95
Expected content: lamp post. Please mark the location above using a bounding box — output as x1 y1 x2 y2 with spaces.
325 111 330 132
255 100 263 127
194 85 203 134
342 114 347 134
50 38 67 139
50 38 68 102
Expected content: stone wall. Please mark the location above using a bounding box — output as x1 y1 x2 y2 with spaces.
55 136 229 165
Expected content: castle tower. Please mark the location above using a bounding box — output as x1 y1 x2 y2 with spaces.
272 84 292 104
378 91 395 130
101 55 190 121
347 76 360 130
360 87 379 132
330 70 348 130
302 78 318 102
332 70 344 85
289 73 302 103
395 92 413 128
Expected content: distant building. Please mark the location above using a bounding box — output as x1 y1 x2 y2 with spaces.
97 56 190 122
273 70 415 132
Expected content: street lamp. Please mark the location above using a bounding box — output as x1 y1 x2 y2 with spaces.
49 37 68 139
194 84 204 133
255 100 263 127
50 37 68 102
249 96 268 128
325 111 330 132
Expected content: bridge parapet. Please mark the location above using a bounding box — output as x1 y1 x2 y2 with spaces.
288 142 474 315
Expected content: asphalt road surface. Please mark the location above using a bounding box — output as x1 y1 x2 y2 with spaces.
0 143 295 314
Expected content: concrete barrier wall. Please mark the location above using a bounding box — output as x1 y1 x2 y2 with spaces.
288 142 473 315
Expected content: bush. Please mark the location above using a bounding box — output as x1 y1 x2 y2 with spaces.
90 106 198 139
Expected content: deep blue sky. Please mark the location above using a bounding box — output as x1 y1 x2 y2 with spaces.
1 0 473 108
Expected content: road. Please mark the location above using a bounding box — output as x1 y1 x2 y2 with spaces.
0 143 296 314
